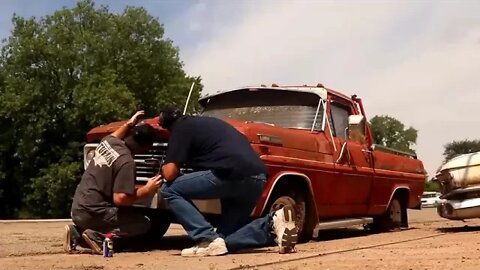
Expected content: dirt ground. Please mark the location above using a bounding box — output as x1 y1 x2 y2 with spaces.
1 208 480 270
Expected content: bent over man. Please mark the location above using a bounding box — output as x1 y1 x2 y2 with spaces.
64 111 161 254
158 107 297 257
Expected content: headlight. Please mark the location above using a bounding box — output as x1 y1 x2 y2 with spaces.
83 144 98 170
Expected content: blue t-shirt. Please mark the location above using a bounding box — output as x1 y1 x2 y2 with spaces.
165 116 267 180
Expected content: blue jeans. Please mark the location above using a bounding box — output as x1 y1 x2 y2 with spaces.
72 207 151 237
161 170 274 252
224 211 275 252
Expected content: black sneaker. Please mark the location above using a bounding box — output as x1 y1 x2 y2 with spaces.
82 229 104 255
63 224 82 253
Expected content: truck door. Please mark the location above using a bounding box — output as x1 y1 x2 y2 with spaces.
328 101 374 216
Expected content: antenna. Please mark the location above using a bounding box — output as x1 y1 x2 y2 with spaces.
183 81 196 115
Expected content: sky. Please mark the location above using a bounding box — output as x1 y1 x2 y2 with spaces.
1 0 479 178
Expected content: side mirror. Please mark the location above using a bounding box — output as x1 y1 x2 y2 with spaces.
348 115 367 144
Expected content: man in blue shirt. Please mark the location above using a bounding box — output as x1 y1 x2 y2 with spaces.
158 107 297 257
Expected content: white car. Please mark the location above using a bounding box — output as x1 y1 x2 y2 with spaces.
421 192 441 208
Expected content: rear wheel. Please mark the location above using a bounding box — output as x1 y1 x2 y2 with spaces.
372 197 403 232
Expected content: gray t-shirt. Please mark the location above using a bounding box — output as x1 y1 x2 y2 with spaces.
72 135 136 215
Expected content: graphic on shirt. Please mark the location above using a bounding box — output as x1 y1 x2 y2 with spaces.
93 140 120 167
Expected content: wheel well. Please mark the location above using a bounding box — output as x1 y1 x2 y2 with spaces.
392 188 410 227
393 188 410 208
264 175 318 240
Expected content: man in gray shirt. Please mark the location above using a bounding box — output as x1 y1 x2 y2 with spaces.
64 111 162 254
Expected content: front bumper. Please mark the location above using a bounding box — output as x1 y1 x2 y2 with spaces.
437 197 480 220
133 190 221 215
421 202 438 208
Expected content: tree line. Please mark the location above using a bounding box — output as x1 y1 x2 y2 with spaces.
0 0 201 218
371 116 480 191
0 1 477 218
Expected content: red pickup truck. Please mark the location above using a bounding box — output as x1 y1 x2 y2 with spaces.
84 84 426 241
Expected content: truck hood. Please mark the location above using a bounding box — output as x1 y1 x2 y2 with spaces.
222 118 320 153
86 116 321 153
86 116 169 142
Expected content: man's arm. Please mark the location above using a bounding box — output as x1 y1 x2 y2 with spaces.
112 110 145 139
113 175 162 206
162 121 191 182
162 162 180 182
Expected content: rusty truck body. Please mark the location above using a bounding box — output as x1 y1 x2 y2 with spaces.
84 84 426 240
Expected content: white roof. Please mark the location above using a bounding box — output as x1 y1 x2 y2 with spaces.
438 151 480 172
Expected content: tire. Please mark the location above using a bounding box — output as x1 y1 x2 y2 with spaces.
268 193 307 241
372 197 403 232
114 209 171 251
145 211 171 240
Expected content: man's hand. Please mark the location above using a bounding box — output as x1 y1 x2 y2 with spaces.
113 174 162 206
127 110 145 127
112 110 145 139
144 174 162 194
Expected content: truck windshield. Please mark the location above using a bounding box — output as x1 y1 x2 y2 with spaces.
200 88 323 130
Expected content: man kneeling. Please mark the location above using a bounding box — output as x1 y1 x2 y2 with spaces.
64 112 162 254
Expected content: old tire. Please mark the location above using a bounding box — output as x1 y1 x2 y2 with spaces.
145 211 171 240
150 220 171 239
268 194 307 241
372 197 403 232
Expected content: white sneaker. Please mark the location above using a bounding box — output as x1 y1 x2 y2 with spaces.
206 238 228 256
272 205 298 253
181 237 228 257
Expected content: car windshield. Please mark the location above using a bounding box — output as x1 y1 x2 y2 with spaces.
201 89 324 130
422 193 438 198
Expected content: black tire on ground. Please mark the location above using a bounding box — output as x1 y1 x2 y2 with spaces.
114 209 171 251
372 197 404 232
145 211 171 240
267 192 307 241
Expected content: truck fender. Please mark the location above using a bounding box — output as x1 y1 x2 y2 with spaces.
386 186 411 227
386 186 411 209
254 171 319 238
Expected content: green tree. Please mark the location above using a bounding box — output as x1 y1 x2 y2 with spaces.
424 180 440 192
0 0 202 218
370 115 417 153
443 139 480 162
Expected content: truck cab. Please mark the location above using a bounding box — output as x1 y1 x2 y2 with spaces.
84 84 426 240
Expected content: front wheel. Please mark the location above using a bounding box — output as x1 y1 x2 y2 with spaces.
268 193 307 241
145 210 172 240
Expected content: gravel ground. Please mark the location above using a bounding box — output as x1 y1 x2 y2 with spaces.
1 208 479 270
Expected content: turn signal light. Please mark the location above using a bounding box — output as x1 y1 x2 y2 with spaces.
257 134 283 145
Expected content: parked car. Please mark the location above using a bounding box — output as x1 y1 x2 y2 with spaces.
421 191 441 208
84 84 426 240
435 151 480 220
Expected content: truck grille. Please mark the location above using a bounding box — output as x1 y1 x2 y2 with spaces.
134 143 167 182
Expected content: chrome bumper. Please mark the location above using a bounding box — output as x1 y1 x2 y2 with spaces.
437 197 480 220
133 191 221 214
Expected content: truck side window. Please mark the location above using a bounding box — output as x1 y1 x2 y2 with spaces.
331 103 350 138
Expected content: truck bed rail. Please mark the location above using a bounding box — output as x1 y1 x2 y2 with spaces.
372 144 417 159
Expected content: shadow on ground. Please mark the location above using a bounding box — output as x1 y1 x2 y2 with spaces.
117 227 393 254
436 225 480 233
113 226 420 254
316 228 371 241
115 234 192 253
